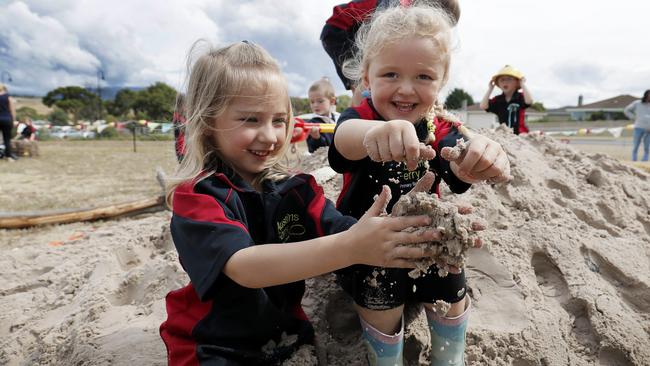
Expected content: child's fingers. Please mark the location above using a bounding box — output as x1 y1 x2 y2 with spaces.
391 245 433 260
478 150 511 182
402 130 421 170
393 228 443 244
473 237 483 248
408 171 435 194
388 134 406 162
377 138 393 162
418 144 436 160
440 146 463 161
364 185 391 217
365 139 381 161
443 263 463 275
387 214 432 232
457 205 473 215
455 138 487 174
471 219 486 231
472 143 501 174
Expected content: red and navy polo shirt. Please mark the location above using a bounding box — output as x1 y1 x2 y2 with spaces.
320 0 388 90
160 172 356 365
486 90 531 134
328 98 471 219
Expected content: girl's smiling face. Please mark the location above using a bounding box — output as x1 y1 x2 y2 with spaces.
210 83 289 184
363 37 446 123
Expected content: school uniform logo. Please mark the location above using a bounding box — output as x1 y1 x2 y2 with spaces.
276 212 306 242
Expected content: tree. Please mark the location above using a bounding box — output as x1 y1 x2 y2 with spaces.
16 106 44 121
132 82 177 121
530 102 546 112
444 88 474 110
107 88 138 118
291 97 311 116
48 108 69 126
42 86 99 121
336 95 351 112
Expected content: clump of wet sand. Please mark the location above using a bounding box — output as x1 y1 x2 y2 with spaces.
392 191 484 278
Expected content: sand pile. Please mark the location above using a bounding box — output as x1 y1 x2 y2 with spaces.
1 128 648 365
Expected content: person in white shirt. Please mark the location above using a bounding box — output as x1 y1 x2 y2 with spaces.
624 90 650 161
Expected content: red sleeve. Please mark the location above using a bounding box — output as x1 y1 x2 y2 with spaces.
325 0 378 30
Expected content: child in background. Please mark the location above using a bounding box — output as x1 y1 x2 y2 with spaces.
15 117 39 157
172 93 186 162
306 77 339 153
329 4 511 365
320 0 460 107
479 65 533 135
159 40 441 365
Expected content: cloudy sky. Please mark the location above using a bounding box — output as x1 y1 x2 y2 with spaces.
0 0 648 108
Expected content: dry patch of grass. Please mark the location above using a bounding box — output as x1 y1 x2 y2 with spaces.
1 140 178 212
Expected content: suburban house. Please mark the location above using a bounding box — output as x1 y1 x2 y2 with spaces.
566 94 638 121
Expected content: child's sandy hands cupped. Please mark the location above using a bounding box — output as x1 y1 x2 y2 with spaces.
402 171 485 274
363 119 436 171
442 132 512 184
343 185 441 269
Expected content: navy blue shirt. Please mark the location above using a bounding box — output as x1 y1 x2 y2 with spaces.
161 172 356 365
328 99 471 219
0 94 12 122
485 90 531 134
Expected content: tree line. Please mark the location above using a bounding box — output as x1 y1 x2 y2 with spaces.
17 82 178 125
17 85 546 126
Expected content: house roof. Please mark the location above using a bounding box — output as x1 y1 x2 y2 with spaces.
462 103 544 115
567 94 638 112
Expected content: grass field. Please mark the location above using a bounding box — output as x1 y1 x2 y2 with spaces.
1 140 178 212
1 135 647 213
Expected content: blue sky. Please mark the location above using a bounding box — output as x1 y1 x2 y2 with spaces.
0 0 648 108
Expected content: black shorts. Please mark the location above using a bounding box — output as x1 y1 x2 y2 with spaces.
336 264 466 310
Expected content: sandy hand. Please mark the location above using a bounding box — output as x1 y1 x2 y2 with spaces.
391 173 487 278
440 125 512 184
346 185 441 269
363 120 436 171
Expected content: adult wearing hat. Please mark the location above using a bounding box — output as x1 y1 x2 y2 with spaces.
479 65 533 135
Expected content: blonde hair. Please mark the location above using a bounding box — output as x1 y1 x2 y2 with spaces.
0 83 6 93
308 77 336 101
166 41 294 207
343 3 459 123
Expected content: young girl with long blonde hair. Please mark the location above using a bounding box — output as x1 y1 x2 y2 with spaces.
159 40 441 365
329 3 511 365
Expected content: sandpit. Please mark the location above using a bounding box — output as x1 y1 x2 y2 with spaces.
1 129 649 365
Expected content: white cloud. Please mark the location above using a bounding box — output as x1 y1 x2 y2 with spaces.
0 0 647 108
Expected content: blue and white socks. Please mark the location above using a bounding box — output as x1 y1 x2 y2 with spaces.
360 315 404 366
425 296 471 366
